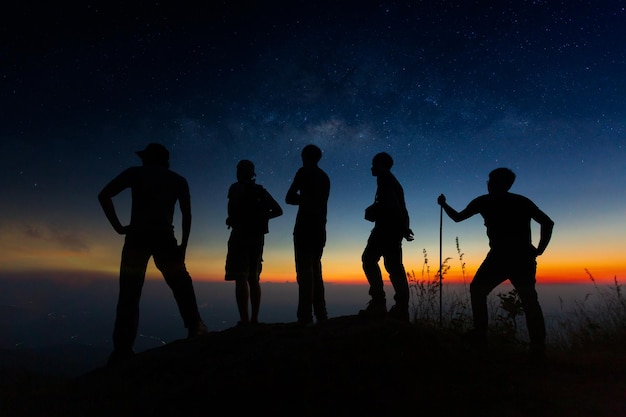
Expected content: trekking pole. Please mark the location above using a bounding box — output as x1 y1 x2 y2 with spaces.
439 204 443 327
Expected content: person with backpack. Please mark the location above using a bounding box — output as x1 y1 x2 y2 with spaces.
225 160 283 326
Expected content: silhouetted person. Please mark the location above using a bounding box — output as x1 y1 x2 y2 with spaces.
286 144 330 326
359 152 414 321
438 167 554 360
98 143 208 364
225 160 283 326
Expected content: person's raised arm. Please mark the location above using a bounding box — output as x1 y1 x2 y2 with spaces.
437 194 474 223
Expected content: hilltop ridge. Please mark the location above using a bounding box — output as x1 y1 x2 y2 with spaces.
4 315 625 417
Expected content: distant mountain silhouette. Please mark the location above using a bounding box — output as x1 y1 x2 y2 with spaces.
3 315 625 417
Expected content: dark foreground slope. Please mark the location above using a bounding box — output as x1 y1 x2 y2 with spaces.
4 315 625 417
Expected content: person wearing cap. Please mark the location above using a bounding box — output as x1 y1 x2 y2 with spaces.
98 143 208 364
285 144 331 326
225 160 283 326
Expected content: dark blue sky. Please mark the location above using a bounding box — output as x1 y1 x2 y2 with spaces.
1 1 625 283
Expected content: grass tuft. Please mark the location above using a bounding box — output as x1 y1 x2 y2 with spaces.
408 239 624 352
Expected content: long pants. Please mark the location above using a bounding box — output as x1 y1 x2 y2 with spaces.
470 250 546 345
294 231 327 322
362 227 409 306
113 232 202 352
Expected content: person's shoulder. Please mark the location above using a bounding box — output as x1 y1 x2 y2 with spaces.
160 169 189 191
467 193 490 207
291 166 306 181
387 171 403 187
295 166 311 177
254 183 268 195
166 168 185 178
237 181 266 194
508 192 535 204
163 168 187 182
113 165 141 180
121 165 142 174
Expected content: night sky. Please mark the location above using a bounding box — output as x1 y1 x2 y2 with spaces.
2 1 625 286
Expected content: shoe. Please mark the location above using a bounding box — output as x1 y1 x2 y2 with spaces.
297 319 314 328
316 315 329 324
387 304 410 322
358 300 387 319
188 321 209 338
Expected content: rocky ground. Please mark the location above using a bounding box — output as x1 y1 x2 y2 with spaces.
2 315 625 417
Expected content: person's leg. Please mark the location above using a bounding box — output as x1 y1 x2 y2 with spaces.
382 236 409 306
360 229 387 318
362 230 385 303
295 234 314 324
154 235 205 335
311 245 327 321
381 234 409 321
469 252 506 341
111 236 150 359
226 231 249 324
510 258 546 348
235 278 250 324
248 236 263 324
248 279 261 324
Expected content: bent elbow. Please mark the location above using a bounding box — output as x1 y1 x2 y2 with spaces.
97 191 109 205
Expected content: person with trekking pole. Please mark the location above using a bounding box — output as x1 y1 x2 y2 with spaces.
437 167 554 363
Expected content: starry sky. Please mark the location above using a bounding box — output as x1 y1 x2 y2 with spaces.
2 1 625 286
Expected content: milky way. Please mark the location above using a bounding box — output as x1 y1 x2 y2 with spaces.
1 1 625 282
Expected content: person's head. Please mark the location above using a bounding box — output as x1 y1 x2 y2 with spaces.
301 144 322 166
136 143 169 168
371 152 393 176
487 167 516 193
236 159 256 181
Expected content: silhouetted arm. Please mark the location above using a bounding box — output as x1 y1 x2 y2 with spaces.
534 209 554 256
285 180 301 205
265 191 284 219
98 178 129 235
179 192 192 254
437 194 475 223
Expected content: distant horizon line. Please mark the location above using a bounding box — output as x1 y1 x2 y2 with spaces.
0 270 617 286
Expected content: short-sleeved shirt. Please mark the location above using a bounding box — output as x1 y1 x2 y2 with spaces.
290 166 330 235
464 192 553 251
104 166 189 234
